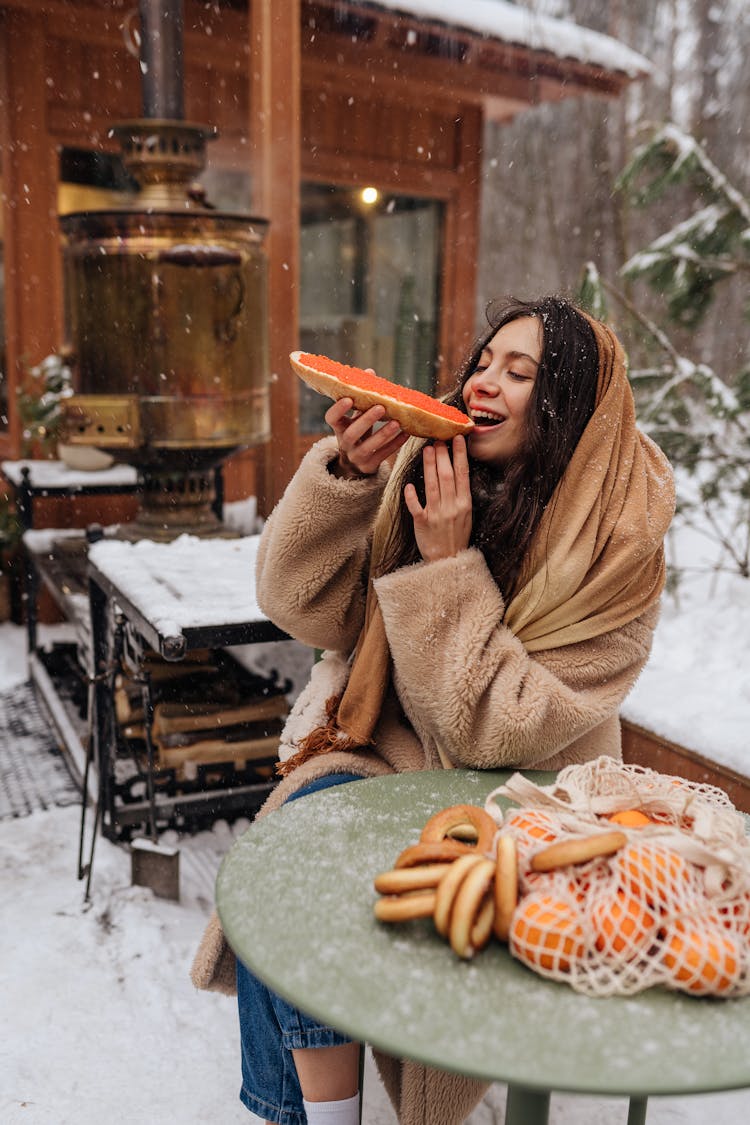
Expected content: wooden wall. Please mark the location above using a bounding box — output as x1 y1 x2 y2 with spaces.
0 0 488 513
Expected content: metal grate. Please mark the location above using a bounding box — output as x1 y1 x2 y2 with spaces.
0 681 80 820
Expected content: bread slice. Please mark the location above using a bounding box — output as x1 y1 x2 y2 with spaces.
290 350 474 441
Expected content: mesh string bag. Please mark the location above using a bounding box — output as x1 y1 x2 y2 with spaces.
484 756 750 998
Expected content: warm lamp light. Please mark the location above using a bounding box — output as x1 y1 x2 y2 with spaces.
361 186 379 205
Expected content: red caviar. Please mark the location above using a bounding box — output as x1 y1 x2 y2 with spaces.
299 353 469 425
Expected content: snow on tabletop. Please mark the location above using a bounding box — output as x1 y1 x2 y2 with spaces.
1 458 138 489
87 534 266 636
370 0 652 77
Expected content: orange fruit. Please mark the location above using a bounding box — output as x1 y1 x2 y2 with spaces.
522 870 587 902
661 919 741 994
510 892 585 972
613 842 693 908
607 809 654 827
590 889 657 959
716 892 750 936
505 808 559 844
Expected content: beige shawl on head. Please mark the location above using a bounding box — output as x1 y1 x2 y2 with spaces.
277 312 675 777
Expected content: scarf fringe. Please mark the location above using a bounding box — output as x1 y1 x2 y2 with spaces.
275 694 365 778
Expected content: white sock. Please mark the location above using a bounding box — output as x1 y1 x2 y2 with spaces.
302 1091 360 1124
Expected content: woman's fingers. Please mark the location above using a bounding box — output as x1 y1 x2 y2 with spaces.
422 444 441 508
434 441 461 502
326 397 406 475
403 482 425 520
405 439 473 562
324 397 356 428
452 435 471 502
431 440 470 509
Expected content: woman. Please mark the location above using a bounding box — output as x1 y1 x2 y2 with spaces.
192 296 675 1125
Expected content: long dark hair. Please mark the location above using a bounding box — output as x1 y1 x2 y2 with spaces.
378 295 600 598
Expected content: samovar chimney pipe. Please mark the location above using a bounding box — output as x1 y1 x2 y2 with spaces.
139 0 185 120
59 0 271 541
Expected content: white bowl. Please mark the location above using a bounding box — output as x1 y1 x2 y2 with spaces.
57 443 115 472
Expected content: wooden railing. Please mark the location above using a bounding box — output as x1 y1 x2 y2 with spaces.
621 719 750 815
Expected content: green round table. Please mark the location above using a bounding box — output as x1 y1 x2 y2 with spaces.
216 770 750 1125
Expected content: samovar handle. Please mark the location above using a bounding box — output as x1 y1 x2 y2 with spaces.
213 272 245 344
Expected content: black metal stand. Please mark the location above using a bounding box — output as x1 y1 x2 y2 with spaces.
13 463 141 532
87 560 289 843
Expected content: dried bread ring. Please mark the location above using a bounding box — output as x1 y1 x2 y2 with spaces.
420 804 497 854
449 858 496 959
493 834 519 942
374 863 453 895
530 830 628 873
374 889 437 923
433 852 485 937
394 840 473 868
469 894 495 954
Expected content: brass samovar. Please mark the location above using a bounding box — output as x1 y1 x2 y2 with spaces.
60 0 269 538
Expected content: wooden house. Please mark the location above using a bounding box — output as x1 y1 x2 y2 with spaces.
0 0 649 513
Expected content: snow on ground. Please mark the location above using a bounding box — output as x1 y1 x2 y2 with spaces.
2 797 749 1125
1 497 749 1124
620 512 750 775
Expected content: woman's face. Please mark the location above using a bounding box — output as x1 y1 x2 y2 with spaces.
462 316 542 467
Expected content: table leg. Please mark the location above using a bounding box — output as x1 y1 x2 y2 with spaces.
505 1084 551 1124
627 1096 648 1125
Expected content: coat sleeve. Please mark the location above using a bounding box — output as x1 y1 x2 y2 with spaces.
255 437 389 653
374 547 657 769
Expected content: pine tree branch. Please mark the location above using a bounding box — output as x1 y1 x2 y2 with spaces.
596 275 682 365
598 275 750 441
657 123 750 227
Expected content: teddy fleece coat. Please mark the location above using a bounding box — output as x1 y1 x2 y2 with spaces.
191 437 660 1125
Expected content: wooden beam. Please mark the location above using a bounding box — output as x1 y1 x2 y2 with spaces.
438 104 483 385
0 0 249 72
250 0 301 516
0 8 62 456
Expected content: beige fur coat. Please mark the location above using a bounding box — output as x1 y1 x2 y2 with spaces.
191 437 660 1124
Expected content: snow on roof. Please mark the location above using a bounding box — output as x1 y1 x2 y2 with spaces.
369 0 652 77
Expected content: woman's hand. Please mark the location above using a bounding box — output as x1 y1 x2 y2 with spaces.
325 396 408 479
404 436 473 562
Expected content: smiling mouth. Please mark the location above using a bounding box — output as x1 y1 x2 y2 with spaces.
470 410 505 427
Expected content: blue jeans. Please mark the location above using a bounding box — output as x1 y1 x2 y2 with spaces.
237 773 364 1124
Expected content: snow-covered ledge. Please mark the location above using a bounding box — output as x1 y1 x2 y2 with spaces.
2 458 138 490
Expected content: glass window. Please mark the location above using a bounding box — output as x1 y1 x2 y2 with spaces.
299 183 443 434
58 147 138 216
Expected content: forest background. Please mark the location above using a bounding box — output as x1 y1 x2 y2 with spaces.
478 0 748 386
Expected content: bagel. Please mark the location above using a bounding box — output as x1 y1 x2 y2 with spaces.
289 351 474 441
493 834 519 942
374 889 437 923
420 804 497 854
530 830 628 873
374 863 453 895
394 840 473 868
